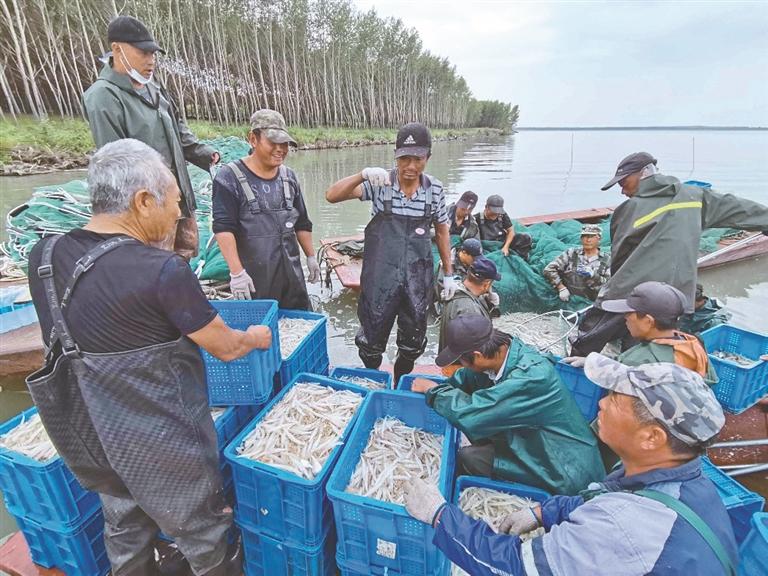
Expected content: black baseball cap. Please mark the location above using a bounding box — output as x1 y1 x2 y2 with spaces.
435 315 493 367
468 256 501 281
601 281 687 323
457 191 478 210
108 16 165 54
485 194 505 215
395 122 431 158
601 152 657 191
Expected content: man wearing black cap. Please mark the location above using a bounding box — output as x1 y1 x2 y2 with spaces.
570 151 768 356
411 315 603 495
83 15 220 259
680 283 731 334
325 122 454 383
474 194 532 260
447 191 480 240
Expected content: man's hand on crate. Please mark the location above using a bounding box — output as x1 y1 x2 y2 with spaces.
405 478 446 527
410 377 439 394
247 325 272 349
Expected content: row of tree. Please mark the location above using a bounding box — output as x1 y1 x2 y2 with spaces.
0 0 519 131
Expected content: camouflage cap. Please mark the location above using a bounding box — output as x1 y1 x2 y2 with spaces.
584 353 725 446
250 109 297 146
581 224 602 236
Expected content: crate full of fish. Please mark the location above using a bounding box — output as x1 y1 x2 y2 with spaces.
554 361 606 421
450 476 550 576
238 520 337 576
327 389 457 576
211 404 263 493
330 366 393 390
202 300 280 405
0 406 100 529
277 309 329 386
225 374 366 547
700 324 768 414
396 373 447 392
12 506 109 576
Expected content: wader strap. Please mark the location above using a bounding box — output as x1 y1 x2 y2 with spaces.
383 182 394 215
227 161 263 214
423 180 433 220
279 165 293 208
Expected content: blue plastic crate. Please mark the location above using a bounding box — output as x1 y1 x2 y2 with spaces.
0 301 37 333
215 404 263 494
554 361 606 421
278 309 329 387
738 512 768 576
0 407 100 530
239 521 336 576
203 300 280 405
701 457 765 543
331 366 393 390
684 180 713 189
700 325 768 414
327 390 457 576
396 373 447 392
225 374 366 547
14 507 109 575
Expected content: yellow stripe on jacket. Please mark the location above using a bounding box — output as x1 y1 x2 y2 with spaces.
633 201 703 228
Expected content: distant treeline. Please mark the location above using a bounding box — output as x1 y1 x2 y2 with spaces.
0 0 519 131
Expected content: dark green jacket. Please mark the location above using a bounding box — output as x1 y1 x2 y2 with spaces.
617 338 719 387
83 65 215 216
599 175 768 312
680 298 730 335
438 286 491 351
426 339 605 495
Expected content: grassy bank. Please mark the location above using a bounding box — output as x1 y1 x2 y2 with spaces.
0 116 503 171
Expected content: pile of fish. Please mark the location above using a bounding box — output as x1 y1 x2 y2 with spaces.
495 311 577 355
0 412 57 462
712 350 759 367
346 416 443 505
335 374 386 390
278 317 321 358
236 382 363 479
451 486 545 576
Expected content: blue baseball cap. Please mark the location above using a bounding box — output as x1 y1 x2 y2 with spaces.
468 256 501 281
459 238 483 257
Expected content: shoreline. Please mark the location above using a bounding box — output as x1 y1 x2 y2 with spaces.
0 118 505 176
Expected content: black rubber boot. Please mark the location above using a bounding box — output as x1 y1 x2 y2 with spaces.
393 355 415 387
156 542 192 576
200 538 243 576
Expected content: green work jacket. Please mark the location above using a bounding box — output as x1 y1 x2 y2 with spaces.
83 65 215 216
598 175 768 313
425 339 605 495
680 298 730 335
438 286 491 352
617 339 719 387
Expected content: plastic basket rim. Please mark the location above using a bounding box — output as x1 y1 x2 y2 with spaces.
330 366 393 389
223 372 367 487
453 475 552 504
701 457 765 506
326 388 455 513
395 373 447 391
0 406 63 469
278 309 328 363
235 517 333 553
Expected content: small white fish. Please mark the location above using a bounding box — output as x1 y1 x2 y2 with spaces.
335 375 386 390
0 413 57 462
278 318 322 358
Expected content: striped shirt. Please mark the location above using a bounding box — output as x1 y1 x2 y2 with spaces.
360 173 449 226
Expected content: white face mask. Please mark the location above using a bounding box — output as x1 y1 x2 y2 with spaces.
483 369 498 380
119 47 153 85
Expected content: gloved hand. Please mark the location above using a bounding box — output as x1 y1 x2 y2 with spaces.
361 167 391 187
405 478 446 526
230 269 254 300
576 265 595 278
562 356 587 368
498 507 540 535
558 286 571 302
306 255 321 283
486 291 500 307
441 275 460 301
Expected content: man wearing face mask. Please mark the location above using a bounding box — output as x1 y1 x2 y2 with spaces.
83 15 219 260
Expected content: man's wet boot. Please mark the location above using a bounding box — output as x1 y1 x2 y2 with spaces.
201 538 243 576
156 542 192 576
394 356 415 387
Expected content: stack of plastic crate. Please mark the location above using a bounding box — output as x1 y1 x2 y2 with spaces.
277 309 329 388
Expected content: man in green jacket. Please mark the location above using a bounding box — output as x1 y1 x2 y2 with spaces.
571 151 768 356
412 315 604 495
680 283 731 334
82 15 219 259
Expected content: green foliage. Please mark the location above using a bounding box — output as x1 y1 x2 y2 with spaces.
0 117 94 163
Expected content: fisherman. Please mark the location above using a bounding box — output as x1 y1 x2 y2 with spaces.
680 283 731 334
570 151 768 356
82 15 218 260
438 256 500 376
447 191 480 240
543 223 610 302
474 194 533 260
213 109 320 309
453 238 483 278
410 315 604 495
405 355 737 576
325 122 454 383
26 140 272 576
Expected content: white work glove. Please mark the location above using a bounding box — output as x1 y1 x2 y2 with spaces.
562 356 587 368
361 167 391 187
306 255 321 283
486 291 500 307
441 275 459 301
558 287 571 302
229 269 254 300
405 478 446 527
498 507 540 535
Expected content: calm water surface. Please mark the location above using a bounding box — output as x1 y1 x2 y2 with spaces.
1 130 767 537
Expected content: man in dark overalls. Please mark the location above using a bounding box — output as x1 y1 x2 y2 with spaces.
325 122 455 383
213 109 320 309
475 195 533 260
27 139 272 576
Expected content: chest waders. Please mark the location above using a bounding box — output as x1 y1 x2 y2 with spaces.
26 236 232 576
227 161 309 310
562 250 598 299
477 214 505 241
355 170 435 380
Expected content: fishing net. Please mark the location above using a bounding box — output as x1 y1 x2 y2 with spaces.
494 310 583 356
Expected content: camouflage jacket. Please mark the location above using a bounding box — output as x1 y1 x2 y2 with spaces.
542 247 610 300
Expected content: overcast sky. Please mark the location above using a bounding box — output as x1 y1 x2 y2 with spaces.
352 0 768 127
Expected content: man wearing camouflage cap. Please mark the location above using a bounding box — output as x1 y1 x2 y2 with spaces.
543 223 610 302
404 355 738 576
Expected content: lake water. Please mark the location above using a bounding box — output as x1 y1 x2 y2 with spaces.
1 129 767 537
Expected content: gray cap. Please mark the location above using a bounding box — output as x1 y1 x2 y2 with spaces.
585 353 725 445
601 281 687 323
250 109 297 146
601 151 657 191
581 224 602 236
485 194 505 215
435 315 493 367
